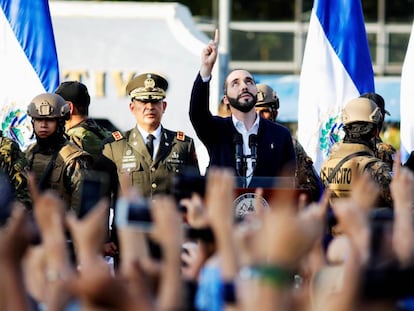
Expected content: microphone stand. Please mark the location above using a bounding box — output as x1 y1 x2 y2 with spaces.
234 133 247 188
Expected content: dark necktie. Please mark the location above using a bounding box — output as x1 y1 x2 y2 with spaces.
146 134 155 158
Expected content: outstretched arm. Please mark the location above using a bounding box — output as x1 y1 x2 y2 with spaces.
200 29 219 79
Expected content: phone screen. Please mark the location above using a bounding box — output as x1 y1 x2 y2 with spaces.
0 170 13 225
78 171 110 218
115 198 153 231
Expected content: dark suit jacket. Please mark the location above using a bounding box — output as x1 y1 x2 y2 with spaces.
189 73 296 180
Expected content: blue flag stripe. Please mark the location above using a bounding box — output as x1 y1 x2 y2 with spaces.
316 0 374 94
0 0 59 92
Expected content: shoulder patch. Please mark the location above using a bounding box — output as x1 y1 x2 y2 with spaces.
176 131 185 141
112 131 124 141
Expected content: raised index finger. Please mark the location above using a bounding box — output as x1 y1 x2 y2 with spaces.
214 29 219 45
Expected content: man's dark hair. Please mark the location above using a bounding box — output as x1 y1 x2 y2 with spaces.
55 81 90 116
359 92 387 131
222 68 256 95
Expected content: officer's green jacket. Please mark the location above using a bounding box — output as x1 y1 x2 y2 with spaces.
102 126 199 198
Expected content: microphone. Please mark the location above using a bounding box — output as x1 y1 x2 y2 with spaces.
233 133 245 177
249 134 258 172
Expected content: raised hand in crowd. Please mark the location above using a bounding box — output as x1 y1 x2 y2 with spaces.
391 152 414 267
66 198 110 269
0 205 34 311
315 166 378 311
28 172 76 311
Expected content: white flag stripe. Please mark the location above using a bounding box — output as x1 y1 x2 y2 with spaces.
400 21 414 162
0 9 45 103
0 0 59 149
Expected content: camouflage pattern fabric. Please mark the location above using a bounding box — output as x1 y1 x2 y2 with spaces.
365 160 393 208
376 139 396 170
293 137 323 202
0 135 31 209
66 118 111 162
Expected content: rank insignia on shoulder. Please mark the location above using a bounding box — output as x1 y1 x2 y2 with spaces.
176 131 185 141
112 131 124 141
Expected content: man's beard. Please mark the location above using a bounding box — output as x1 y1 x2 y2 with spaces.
227 93 257 113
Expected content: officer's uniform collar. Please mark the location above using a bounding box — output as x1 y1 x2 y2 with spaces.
136 125 162 142
136 125 162 161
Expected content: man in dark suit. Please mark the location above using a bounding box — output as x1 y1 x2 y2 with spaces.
189 31 296 187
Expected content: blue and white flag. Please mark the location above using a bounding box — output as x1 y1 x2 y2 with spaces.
297 0 375 172
0 0 59 149
400 21 414 163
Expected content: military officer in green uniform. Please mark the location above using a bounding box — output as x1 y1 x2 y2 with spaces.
254 83 323 202
26 93 93 215
55 81 111 162
320 97 393 208
0 131 31 209
102 72 200 199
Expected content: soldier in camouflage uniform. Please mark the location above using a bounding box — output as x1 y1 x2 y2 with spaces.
55 81 112 162
56 81 120 258
320 97 393 208
360 92 396 169
0 131 31 208
102 72 200 199
26 93 93 215
255 83 323 202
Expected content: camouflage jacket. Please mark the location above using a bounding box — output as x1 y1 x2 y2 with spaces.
293 137 323 202
375 138 396 170
66 118 111 162
0 135 31 208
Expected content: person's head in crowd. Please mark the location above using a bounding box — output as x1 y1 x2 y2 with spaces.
55 81 91 117
359 92 389 132
341 97 382 148
27 93 70 145
254 83 280 122
222 69 257 114
126 72 168 132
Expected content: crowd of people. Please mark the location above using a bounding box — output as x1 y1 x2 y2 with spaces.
1 30 414 311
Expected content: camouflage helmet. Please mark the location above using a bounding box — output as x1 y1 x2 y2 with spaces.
255 84 279 109
341 98 382 125
27 93 70 120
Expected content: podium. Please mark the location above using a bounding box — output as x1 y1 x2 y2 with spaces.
234 176 309 220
